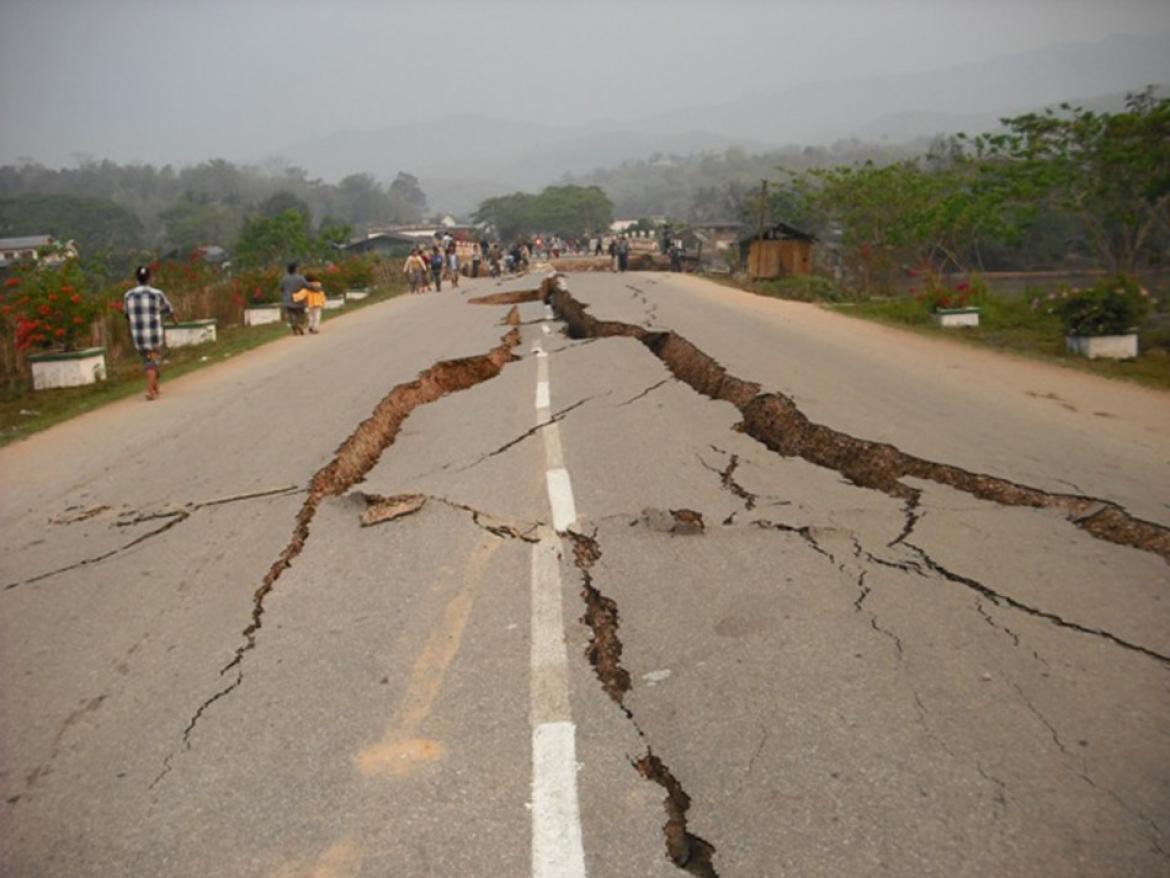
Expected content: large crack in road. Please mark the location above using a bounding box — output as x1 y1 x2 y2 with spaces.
547 276 1170 564
542 273 1170 864
157 327 522 784
544 275 1170 669
567 530 721 877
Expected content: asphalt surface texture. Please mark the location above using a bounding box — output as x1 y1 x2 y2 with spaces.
2 268 1167 877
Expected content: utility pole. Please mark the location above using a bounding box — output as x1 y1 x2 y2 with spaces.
757 179 768 241
752 179 768 279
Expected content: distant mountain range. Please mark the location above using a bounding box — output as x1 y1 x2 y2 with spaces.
264 32 1170 214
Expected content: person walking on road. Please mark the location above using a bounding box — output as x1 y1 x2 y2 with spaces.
617 235 630 273
404 249 426 294
429 246 444 291
294 274 327 333
446 240 460 288
123 265 177 401
471 242 482 279
280 262 308 334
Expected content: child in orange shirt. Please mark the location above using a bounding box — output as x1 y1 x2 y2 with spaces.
294 274 328 334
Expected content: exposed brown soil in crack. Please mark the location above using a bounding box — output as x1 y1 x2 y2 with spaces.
548 278 1170 565
636 753 720 877
175 328 521 756
545 274 1168 868
467 290 543 305
565 528 719 875
567 530 631 705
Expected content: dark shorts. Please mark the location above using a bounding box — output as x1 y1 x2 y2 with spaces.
139 349 161 371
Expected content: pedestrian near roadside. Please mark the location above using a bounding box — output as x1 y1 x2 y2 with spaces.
617 236 630 272
294 274 327 333
404 249 426 293
447 242 460 288
123 265 177 401
280 262 308 334
471 242 482 279
430 246 444 291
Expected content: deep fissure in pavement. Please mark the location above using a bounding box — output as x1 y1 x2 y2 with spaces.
567 531 721 877
543 275 1169 864
467 290 543 306
547 276 1170 564
546 276 1170 666
173 328 522 756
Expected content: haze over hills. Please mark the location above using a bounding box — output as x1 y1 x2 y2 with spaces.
263 31 1169 215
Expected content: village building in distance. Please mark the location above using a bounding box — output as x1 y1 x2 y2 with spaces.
0 235 79 271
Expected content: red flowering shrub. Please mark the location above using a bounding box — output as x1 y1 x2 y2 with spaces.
340 257 375 291
913 271 987 312
2 259 99 352
150 250 219 296
231 265 282 304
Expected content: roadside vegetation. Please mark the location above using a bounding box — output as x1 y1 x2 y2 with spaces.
0 265 406 446
694 89 1170 389
714 272 1170 390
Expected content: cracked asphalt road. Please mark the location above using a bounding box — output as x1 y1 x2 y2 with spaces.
1 270 1167 876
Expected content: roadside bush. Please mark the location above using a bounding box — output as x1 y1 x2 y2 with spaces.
341 257 375 290
758 275 852 302
232 265 283 305
2 259 99 353
912 273 988 312
1054 276 1151 337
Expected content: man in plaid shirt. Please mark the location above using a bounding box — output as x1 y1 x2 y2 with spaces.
124 265 177 400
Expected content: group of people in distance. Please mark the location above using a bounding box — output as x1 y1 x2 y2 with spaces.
403 234 549 293
403 232 465 294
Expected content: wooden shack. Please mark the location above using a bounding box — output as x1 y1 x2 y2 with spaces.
740 222 815 279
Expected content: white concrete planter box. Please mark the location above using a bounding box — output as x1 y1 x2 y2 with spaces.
324 296 345 310
345 289 370 301
932 307 980 328
1065 333 1138 360
165 319 217 348
28 347 107 390
244 305 282 326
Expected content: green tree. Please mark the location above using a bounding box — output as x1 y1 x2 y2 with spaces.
0 194 145 255
473 185 612 240
388 172 427 219
258 190 311 220
159 197 242 252
233 209 313 268
977 88 1170 272
795 157 1010 292
335 174 409 228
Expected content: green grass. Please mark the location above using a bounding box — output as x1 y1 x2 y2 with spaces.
829 295 1170 390
700 271 1170 390
0 284 405 447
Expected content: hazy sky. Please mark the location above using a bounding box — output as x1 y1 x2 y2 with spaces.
2 0 1169 169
